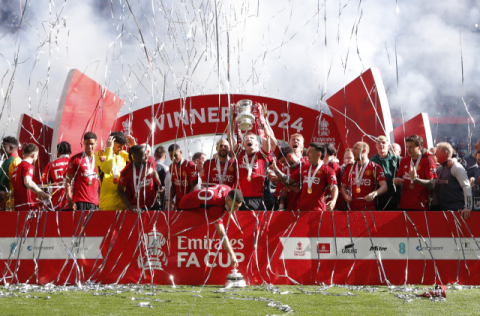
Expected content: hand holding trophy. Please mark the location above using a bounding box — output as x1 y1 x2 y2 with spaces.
234 99 256 131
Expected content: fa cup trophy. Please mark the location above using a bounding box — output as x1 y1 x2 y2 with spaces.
234 99 256 131
225 268 247 288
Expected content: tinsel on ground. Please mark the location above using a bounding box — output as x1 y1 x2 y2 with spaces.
0 284 479 315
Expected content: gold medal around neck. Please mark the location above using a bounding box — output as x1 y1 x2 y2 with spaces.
134 193 138 199
308 187 313 194
88 180 92 186
356 187 361 193
247 176 251 182
409 183 415 189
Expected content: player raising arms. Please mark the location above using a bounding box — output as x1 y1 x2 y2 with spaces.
269 146 305 210
179 184 244 268
269 143 338 211
227 104 276 210
117 145 161 212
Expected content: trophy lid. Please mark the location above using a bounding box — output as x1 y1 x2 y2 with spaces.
236 99 253 108
225 268 247 288
228 268 241 277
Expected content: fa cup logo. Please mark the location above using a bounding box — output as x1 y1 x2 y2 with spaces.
122 119 132 135
137 227 168 271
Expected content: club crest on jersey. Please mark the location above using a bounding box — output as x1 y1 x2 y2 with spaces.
417 166 421 170
365 170 371 176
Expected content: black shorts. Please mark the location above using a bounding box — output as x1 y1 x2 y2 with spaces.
239 197 266 211
75 202 99 211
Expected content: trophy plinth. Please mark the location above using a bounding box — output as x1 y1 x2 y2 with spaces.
225 269 247 288
235 99 255 131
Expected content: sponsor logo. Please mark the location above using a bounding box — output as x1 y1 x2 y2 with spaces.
27 245 55 251
213 175 235 183
294 242 306 256
317 243 330 253
302 177 323 185
10 243 17 255
416 246 443 251
239 162 259 170
177 235 245 268
454 242 480 252
399 243 406 254
369 246 387 251
342 244 357 254
319 119 330 136
138 227 167 271
1 238 103 259
122 119 132 134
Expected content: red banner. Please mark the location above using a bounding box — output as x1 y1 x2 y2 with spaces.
113 94 342 152
51 69 124 157
17 114 53 184
393 113 433 156
327 68 394 159
1 211 479 286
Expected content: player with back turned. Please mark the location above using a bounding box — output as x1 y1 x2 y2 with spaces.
41 141 71 210
179 184 244 268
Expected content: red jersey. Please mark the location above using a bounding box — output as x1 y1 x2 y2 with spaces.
397 154 436 210
274 161 288 198
201 158 237 188
147 156 157 170
119 161 157 209
290 163 337 211
179 184 231 223
276 161 304 210
170 159 198 207
342 161 386 211
66 152 100 205
12 161 36 211
327 160 344 210
274 155 308 197
42 156 69 210
237 149 271 198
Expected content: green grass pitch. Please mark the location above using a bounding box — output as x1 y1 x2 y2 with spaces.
1 284 479 315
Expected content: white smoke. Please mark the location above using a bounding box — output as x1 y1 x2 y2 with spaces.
0 0 479 151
